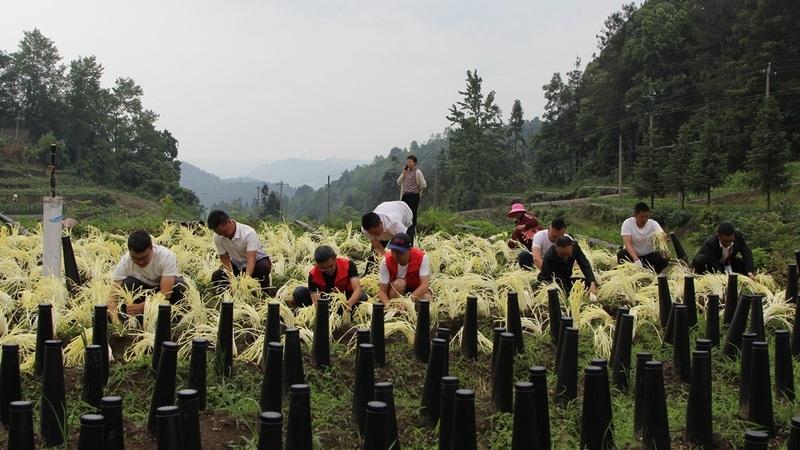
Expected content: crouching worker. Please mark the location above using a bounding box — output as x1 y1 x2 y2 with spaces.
207 210 272 293
617 202 669 273
377 233 433 305
505 202 540 269
692 222 754 277
292 245 366 308
538 236 598 295
108 230 186 320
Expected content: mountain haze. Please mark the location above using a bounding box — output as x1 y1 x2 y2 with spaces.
179 161 296 210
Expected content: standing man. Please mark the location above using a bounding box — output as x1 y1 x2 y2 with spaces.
530 218 568 270
397 154 427 241
505 202 540 268
292 245 366 308
538 236 598 294
377 233 433 304
692 222 755 276
617 202 669 273
207 210 272 292
361 200 413 259
108 230 186 319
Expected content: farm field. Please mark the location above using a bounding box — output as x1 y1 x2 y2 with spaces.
0 222 798 449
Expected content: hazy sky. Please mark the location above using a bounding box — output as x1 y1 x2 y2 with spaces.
3 0 628 170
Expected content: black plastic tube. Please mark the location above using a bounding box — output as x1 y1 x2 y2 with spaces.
371 303 386 368
7 400 34 450
672 305 691 383
739 333 758 413
363 401 389 450
656 275 671 329
260 342 283 413
82 344 104 408
100 395 124 450
93 304 109 386
353 343 375 434
34 303 54 376
748 341 775 436
555 327 578 404
188 338 208 411
685 351 712 449
449 389 477 450
507 291 525 353
683 275 698 328
147 341 178 436
258 411 283 450
723 294 752 358
155 405 183 450
723 273 739 325
40 339 66 447
461 296 478 359
153 303 172 374
633 352 652 436
0 344 22 426
312 298 331 369
774 329 795 401
511 381 538 450
612 313 633 390
375 382 400 450
177 389 201 450
415 299 431 363
216 300 234 376
422 338 449 425
749 295 766 342
286 384 313 450
642 360 670 449
547 287 561 344
438 376 459 450
528 366 551 450
283 328 305 395
77 414 105 450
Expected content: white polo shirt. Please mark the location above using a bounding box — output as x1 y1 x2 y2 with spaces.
112 244 180 286
531 229 572 255
213 222 267 269
362 201 413 241
621 217 663 256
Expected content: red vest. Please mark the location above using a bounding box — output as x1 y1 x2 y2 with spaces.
309 257 353 293
385 248 425 290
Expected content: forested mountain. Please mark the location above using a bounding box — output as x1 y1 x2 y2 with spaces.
179 161 296 212
245 158 367 189
0 29 199 210
531 0 799 208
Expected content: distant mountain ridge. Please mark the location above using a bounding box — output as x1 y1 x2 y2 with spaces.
179 161 296 209
245 157 368 188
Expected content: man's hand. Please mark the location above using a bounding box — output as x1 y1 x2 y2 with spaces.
633 259 644 268
588 282 598 295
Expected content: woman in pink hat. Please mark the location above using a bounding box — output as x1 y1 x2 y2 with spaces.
506 202 540 268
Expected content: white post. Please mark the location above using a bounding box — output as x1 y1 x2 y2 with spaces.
42 196 63 278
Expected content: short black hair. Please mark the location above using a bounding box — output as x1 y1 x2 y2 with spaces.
314 245 337 263
127 230 152 253
406 155 418 163
717 222 736 236
634 202 650 214
551 218 567 230
207 210 229 230
361 212 381 230
555 235 574 248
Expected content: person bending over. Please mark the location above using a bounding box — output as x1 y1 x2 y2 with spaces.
530 217 568 270
377 233 433 305
108 230 186 319
538 236 598 295
617 202 669 273
692 222 754 276
505 202 540 269
292 245 366 308
207 210 272 293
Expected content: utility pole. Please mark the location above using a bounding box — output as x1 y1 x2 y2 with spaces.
433 156 439 209
326 175 330 220
765 61 772 98
618 133 623 198
278 181 283 220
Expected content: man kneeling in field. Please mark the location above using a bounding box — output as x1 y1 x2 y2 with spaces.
107 230 186 320
292 245 366 308
377 233 433 305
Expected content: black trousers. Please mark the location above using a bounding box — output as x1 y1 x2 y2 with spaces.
692 254 748 275
617 248 669 274
401 192 420 243
211 257 272 293
518 251 533 269
121 276 187 304
363 240 389 277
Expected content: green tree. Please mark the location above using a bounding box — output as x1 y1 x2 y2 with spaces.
632 141 664 208
259 184 281 218
690 113 728 205
65 56 106 165
9 29 66 139
746 97 791 210
665 119 699 209
445 70 506 209
508 99 525 158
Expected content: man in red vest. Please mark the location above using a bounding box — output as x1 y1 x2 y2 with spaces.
292 245 365 308
377 233 432 305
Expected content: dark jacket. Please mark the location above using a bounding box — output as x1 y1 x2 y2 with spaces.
537 242 596 287
695 231 754 274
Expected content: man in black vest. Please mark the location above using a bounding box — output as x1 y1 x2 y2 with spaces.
537 236 598 295
691 222 755 276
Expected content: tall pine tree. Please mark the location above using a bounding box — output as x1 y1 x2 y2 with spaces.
747 97 791 210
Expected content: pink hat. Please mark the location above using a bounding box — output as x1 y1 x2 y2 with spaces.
506 203 527 217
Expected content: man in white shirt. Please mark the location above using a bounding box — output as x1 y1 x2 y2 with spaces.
617 202 669 273
530 217 568 270
107 230 186 319
377 233 432 304
361 201 414 258
207 210 271 293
